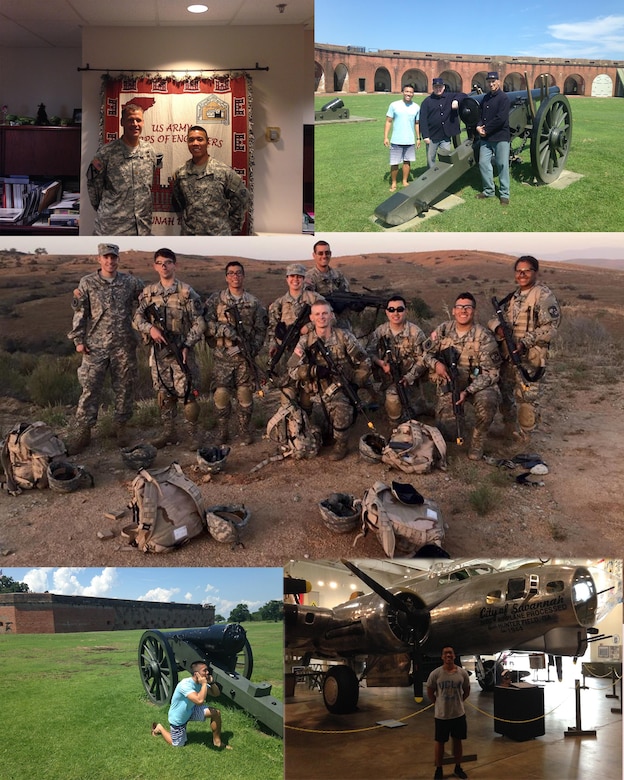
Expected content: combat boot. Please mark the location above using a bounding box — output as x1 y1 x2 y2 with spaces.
238 409 253 445
115 422 131 448
150 419 177 449
66 426 91 456
468 430 485 461
329 439 348 461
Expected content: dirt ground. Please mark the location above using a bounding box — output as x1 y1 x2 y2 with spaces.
1 249 623 567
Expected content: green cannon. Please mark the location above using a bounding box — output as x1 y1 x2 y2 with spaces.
375 78 572 226
138 623 283 737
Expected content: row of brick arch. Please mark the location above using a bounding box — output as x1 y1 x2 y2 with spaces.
319 64 589 96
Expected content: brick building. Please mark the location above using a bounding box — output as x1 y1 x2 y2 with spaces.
315 43 624 97
0 592 215 634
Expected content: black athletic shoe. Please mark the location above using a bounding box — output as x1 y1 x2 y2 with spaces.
434 768 443 780
454 766 468 779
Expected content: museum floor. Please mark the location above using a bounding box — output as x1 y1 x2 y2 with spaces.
285 669 622 780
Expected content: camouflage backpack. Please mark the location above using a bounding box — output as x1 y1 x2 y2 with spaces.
0 422 67 496
381 420 447 474
357 480 447 558
125 462 206 553
266 402 320 460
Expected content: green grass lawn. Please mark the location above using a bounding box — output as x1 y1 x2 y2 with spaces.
314 93 624 232
0 623 283 780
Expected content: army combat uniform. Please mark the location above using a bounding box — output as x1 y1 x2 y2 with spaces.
488 282 560 437
367 320 435 426
288 327 371 460
87 138 156 235
427 320 501 458
205 289 268 443
172 158 249 236
133 280 206 449
67 270 144 448
304 266 351 330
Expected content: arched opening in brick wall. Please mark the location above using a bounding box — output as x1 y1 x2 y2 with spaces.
592 74 614 96
315 61 324 92
438 69 463 92
563 74 585 95
334 63 349 91
374 67 391 92
403 68 427 92
534 72 557 89
505 72 526 91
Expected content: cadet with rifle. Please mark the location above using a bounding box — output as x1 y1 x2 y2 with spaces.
204 261 268 445
488 256 560 442
67 243 144 455
287 300 372 461
304 240 351 329
266 264 325 404
427 292 501 460
367 295 434 429
133 248 206 450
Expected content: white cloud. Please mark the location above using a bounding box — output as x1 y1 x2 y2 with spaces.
521 15 624 58
22 568 53 593
184 592 193 601
138 587 181 602
208 597 264 618
49 567 117 597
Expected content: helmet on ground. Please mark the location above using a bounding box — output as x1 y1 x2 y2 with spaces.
391 480 424 505
121 444 157 470
197 445 231 474
318 493 361 533
47 461 94 493
358 432 387 463
205 504 250 545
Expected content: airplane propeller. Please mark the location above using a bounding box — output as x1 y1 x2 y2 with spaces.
340 559 430 702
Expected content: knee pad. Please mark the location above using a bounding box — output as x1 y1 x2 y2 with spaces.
237 386 253 409
183 399 200 423
517 402 537 430
213 387 231 411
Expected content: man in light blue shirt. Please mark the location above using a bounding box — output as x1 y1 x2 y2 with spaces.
152 661 231 749
383 84 421 191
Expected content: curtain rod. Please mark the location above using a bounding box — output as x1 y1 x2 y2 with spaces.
77 62 269 73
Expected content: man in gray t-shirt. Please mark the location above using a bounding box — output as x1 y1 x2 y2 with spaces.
426 646 471 780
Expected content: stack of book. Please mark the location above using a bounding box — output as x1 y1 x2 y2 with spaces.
47 192 80 227
0 178 62 224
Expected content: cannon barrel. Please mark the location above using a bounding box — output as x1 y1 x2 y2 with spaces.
459 85 560 128
321 98 345 112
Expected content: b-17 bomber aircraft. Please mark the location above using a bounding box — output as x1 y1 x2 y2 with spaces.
285 560 614 714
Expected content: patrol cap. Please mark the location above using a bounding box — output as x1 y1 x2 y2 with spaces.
486 71 500 80
98 243 120 257
286 263 307 277
432 77 444 86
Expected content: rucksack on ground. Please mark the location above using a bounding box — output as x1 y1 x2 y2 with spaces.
125 462 206 553
381 420 447 474
266 402 320 460
357 480 447 558
0 422 67 496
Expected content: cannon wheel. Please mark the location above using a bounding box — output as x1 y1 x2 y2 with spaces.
138 630 179 706
530 94 572 184
235 637 254 679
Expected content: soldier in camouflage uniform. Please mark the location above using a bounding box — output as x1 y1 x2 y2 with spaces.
304 240 351 330
488 255 561 441
133 248 206 450
204 261 268 444
172 126 249 236
66 243 144 454
266 263 325 405
87 103 157 236
427 292 501 460
367 295 435 428
288 300 372 461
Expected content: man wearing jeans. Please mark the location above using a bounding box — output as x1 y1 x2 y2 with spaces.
475 71 511 205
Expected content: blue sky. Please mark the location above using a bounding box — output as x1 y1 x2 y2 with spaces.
0 567 282 619
315 1 624 60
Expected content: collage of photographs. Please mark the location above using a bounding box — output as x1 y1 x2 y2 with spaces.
0 1 622 778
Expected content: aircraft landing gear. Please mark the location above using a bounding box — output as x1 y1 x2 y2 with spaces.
475 656 504 691
322 665 360 713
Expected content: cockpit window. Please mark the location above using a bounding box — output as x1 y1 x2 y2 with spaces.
546 580 564 594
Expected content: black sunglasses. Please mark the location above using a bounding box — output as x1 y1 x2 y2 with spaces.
386 306 405 313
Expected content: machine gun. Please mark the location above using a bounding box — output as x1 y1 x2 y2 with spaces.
266 303 311 382
225 304 264 393
311 338 375 431
375 74 572 225
439 346 465 446
138 623 283 738
491 296 545 386
144 303 197 404
379 336 417 421
325 290 387 315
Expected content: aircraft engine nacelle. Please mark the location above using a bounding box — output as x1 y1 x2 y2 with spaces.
284 588 430 659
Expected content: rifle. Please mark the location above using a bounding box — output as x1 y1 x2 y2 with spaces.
312 337 375 431
325 290 387 315
266 303 311 382
379 335 416 421
225 304 264 393
439 346 465 446
491 296 545 386
144 303 197 404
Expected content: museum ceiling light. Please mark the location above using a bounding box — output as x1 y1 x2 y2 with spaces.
187 4 208 13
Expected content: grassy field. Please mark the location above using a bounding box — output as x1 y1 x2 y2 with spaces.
314 93 624 232
0 623 283 780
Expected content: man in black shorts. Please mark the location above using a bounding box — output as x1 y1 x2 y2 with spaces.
426 646 471 779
